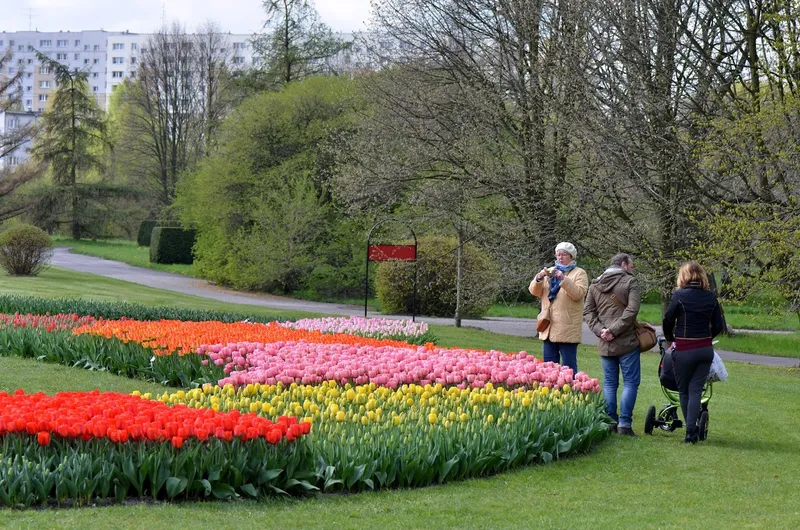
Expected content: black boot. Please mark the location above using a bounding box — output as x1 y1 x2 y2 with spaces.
684 426 699 444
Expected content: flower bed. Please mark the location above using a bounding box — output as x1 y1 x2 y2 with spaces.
148 380 607 491
0 312 96 331
0 390 314 506
279 316 433 343
73 319 419 355
203 340 599 391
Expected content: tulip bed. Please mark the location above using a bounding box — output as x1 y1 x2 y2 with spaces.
0 390 314 507
0 303 610 507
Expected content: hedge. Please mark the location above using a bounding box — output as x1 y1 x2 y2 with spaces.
150 227 196 265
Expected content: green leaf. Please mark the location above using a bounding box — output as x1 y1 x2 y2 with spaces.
211 483 238 499
165 477 188 499
240 483 259 497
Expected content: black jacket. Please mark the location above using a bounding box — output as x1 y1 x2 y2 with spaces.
662 283 725 341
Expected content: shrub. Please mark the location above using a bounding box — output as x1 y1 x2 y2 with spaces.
375 236 500 318
136 219 158 247
0 224 53 276
150 227 196 264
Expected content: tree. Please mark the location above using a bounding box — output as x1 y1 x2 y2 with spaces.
117 22 204 210
195 21 235 156
31 52 109 238
251 0 350 88
0 47 44 221
339 0 592 304
176 76 360 293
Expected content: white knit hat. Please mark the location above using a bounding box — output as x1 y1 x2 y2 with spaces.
555 242 577 259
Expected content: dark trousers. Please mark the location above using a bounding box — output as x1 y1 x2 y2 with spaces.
672 346 714 430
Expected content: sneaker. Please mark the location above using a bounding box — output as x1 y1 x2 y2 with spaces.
618 426 637 437
684 426 699 444
608 423 618 433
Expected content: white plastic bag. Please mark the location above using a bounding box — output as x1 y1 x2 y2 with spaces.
708 351 728 382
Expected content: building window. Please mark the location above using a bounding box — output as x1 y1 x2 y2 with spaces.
6 156 20 167
74 53 80 60
8 67 15 74
93 59 99 64
39 94 48 102
233 56 244 64
27 59 32 64
0 40 3 47
112 43 124 50
40 81 50 88
7 118 19 129
39 67 51 74
130 57 137 65
112 57 124 64
40 40 52 47
130 71 136 78
131 43 138 51
8 40 14 46
84 44 90 51
18 45 23 51
57 39 68 47
75 40 81 47
233 42 245 49
94 45 100 51
26 73 32 78
84 59 90 64
56 53 68 60
25 86 31 91
92 72 99 78
112 71 123 78
25 99 32 108
92 86 98 92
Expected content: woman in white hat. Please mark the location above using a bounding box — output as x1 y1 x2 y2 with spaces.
529 242 589 373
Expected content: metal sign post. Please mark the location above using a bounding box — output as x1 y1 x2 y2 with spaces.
365 221 418 321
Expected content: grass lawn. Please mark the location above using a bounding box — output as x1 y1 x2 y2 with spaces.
0 267 325 322
2 329 799 527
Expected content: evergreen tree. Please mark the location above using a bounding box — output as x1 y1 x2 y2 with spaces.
31 52 110 239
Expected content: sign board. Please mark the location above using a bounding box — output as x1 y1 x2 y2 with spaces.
367 244 417 262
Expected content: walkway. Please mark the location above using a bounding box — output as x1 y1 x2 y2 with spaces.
50 248 799 367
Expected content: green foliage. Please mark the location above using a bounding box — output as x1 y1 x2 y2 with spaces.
137 220 157 247
0 294 288 324
149 227 197 265
376 237 500 318
0 434 315 507
177 76 360 294
0 224 52 276
0 327 222 388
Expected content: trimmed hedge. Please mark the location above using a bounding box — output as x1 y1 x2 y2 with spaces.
136 220 158 247
0 294 288 324
149 227 197 265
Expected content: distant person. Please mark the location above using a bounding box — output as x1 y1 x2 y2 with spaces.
529 242 588 374
583 253 641 436
662 261 725 444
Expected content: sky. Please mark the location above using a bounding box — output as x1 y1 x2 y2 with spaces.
1 0 373 35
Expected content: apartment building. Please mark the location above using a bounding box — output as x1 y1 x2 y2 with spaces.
0 30 121 113
0 109 39 169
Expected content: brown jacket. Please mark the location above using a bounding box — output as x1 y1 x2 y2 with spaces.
529 267 589 343
583 268 641 356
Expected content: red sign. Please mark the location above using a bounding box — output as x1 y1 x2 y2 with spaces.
368 244 416 261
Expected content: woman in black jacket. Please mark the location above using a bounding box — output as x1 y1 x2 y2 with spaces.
662 261 725 443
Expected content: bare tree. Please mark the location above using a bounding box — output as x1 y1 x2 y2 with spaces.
195 20 234 156
118 22 203 209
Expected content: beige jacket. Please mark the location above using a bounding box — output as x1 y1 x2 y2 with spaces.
529 267 589 343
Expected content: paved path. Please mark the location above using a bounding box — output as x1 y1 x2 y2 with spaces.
50 248 799 367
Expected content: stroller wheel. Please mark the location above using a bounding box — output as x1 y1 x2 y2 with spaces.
698 410 709 441
658 406 682 432
644 405 655 434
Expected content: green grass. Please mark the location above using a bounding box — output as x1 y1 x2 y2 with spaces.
2 334 799 527
715 332 800 359
54 238 195 276
0 267 325 322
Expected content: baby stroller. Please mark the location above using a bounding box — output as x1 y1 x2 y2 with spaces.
644 337 713 439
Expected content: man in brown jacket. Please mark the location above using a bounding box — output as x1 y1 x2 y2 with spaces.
583 253 641 436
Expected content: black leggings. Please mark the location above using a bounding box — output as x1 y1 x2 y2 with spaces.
671 346 713 430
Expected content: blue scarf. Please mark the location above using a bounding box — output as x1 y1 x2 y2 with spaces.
548 261 576 301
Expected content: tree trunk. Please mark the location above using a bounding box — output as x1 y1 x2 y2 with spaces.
454 224 464 328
